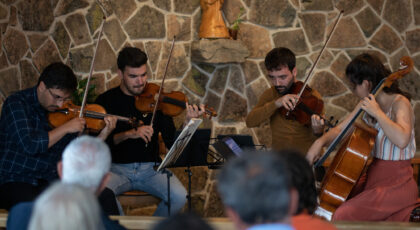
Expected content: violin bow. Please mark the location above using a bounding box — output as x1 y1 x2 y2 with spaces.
79 16 106 119
288 10 343 115
149 36 176 127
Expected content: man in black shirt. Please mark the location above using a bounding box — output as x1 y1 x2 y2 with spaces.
96 47 203 216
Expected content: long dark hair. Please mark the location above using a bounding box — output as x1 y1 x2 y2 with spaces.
346 53 411 101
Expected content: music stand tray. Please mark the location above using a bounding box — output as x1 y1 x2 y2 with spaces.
157 118 203 172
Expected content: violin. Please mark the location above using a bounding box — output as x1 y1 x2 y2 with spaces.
280 11 344 129
279 81 336 128
48 101 143 132
135 82 217 119
48 16 144 133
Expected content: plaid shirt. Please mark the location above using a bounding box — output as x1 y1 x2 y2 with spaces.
0 87 74 186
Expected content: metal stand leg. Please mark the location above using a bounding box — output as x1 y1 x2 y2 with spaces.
185 166 192 211
162 168 173 216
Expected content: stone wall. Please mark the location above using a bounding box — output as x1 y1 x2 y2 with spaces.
0 0 420 217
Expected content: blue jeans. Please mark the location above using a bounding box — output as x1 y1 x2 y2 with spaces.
107 162 187 216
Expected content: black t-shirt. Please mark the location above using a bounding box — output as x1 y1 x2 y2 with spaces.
95 87 176 164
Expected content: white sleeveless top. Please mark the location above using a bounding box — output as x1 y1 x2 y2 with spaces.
364 95 416 160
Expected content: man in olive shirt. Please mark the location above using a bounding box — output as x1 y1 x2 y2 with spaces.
246 47 324 154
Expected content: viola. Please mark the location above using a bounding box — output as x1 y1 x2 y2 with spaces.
135 82 217 119
279 81 336 128
48 101 143 132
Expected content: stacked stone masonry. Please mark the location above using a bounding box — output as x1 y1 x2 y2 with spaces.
0 0 419 216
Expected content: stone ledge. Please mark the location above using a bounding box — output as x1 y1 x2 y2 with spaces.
191 39 249 63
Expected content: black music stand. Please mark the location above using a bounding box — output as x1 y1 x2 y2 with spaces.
168 129 211 211
207 135 265 169
156 118 203 215
217 134 263 150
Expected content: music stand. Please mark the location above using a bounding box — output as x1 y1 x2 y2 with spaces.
156 118 203 215
168 128 211 211
216 134 258 150
171 129 211 167
208 135 265 169
157 118 203 171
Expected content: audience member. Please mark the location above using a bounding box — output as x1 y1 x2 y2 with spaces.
217 150 295 230
28 182 103 230
7 136 126 230
277 150 337 230
152 212 213 230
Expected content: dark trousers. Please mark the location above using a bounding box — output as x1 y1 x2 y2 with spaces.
98 187 120 215
0 181 49 210
0 182 120 215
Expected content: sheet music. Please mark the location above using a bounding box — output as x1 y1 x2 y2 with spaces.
157 118 203 172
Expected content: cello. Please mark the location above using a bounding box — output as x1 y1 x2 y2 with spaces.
313 56 414 220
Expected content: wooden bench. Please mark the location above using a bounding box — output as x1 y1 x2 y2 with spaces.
110 216 420 230
2 213 419 230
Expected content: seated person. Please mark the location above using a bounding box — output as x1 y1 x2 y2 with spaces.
28 182 103 230
277 149 337 230
217 150 294 230
152 212 213 230
7 136 126 230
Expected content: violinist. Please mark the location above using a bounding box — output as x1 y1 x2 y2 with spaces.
0 62 117 211
307 54 418 221
246 47 325 154
95 47 204 216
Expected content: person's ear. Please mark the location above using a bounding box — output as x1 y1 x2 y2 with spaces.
362 80 372 91
292 67 297 80
288 188 299 215
225 207 248 230
117 69 123 78
39 81 46 90
57 161 63 179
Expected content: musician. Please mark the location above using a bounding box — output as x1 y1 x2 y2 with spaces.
0 62 117 210
95 47 204 216
246 47 325 153
307 53 418 221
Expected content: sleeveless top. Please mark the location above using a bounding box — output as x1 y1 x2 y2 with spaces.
364 95 416 160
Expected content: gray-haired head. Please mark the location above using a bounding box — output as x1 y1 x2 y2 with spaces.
61 135 111 191
217 151 291 225
28 182 104 230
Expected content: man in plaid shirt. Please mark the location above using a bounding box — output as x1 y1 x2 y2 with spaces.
0 62 116 210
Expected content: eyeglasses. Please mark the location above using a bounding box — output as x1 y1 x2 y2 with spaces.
47 88 69 103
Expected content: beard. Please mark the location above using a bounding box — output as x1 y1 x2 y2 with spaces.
127 84 145 96
275 80 294 95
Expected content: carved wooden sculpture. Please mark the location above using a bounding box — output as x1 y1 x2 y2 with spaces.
199 0 230 39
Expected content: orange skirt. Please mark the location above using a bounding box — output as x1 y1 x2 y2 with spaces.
333 158 419 221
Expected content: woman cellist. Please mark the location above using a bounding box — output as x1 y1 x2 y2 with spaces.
307 53 418 221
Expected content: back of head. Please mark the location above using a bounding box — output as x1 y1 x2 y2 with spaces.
152 212 213 230
61 136 111 191
117 47 148 71
277 150 317 215
38 62 77 92
28 182 103 230
264 47 296 72
217 151 291 225
346 53 410 100
346 53 390 89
